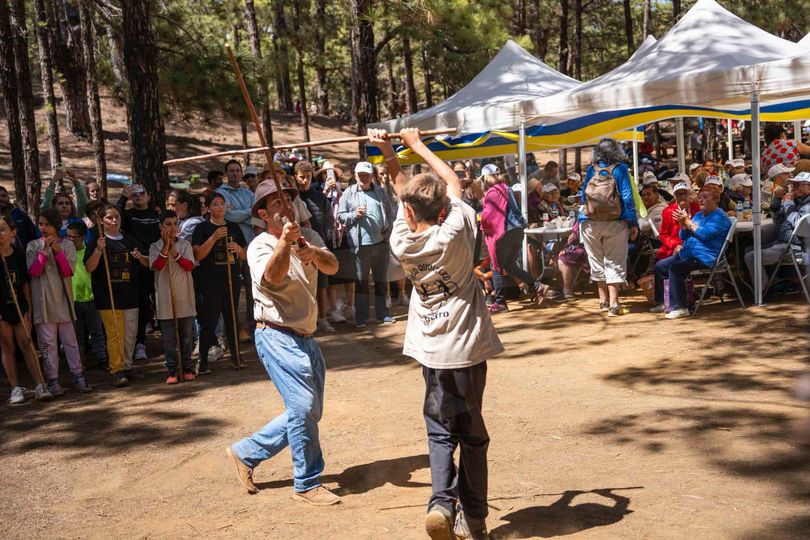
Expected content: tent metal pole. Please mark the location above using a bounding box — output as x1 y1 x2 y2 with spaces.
519 120 529 270
632 133 639 185
751 88 764 306
794 120 802 145
727 121 734 162
676 117 686 173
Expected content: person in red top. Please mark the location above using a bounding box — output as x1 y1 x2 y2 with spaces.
657 182 700 260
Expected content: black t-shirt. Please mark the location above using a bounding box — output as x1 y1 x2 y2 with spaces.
191 220 247 283
120 201 160 251
299 189 332 244
0 245 29 321
84 233 142 310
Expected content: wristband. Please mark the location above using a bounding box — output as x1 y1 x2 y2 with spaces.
383 154 398 163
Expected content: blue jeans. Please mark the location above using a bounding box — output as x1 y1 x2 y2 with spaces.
232 327 326 492
654 255 707 309
159 316 194 374
493 228 535 304
354 242 390 323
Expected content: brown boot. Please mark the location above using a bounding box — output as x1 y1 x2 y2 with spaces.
225 446 258 494
291 486 341 506
425 505 456 540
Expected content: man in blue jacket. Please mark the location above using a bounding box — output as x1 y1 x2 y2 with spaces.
651 187 732 319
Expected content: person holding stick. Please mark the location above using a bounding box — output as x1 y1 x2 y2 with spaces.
26 209 91 396
149 210 197 384
0 216 53 404
84 204 149 387
225 177 340 505
191 192 247 374
372 128 503 540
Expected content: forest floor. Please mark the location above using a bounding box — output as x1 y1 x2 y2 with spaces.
1 290 809 539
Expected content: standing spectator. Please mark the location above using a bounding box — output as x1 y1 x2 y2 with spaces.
52 192 84 238
84 204 149 387
761 123 810 173
85 180 105 204
578 138 639 317
26 209 90 395
118 184 161 361
0 185 39 248
657 182 700 260
40 169 90 218
166 189 205 241
377 163 409 308
337 161 395 327
207 170 224 191
217 160 257 343
149 211 197 384
66 221 108 370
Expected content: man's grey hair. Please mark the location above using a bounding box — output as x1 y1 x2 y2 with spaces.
591 138 627 165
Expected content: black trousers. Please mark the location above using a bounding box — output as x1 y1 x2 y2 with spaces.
423 361 489 519
136 270 155 344
198 279 240 362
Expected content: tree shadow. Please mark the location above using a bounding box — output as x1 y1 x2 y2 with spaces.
254 453 431 496
490 488 634 539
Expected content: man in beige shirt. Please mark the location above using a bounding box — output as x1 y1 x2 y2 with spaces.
226 177 341 507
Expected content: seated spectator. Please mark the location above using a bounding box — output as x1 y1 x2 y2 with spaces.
552 220 589 301
639 184 667 234
651 188 732 319
729 158 746 178
764 164 794 205
703 175 733 213
535 184 566 220
744 172 810 289
560 172 582 199
729 174 753 205
657 182 700 260
642 171 674 202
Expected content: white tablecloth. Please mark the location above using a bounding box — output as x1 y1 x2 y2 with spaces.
525 226 573 239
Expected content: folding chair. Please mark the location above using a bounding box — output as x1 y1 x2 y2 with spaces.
690 216 745 314
763 213 810 304
630 219 659 278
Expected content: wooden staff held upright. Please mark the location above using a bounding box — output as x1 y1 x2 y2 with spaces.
98 223 125 366
166 252 184 379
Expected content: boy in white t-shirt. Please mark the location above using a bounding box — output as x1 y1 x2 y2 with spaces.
369 128 504 540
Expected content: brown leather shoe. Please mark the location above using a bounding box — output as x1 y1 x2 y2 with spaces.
225 446 258 494
425 505 456 540
291 486 341 506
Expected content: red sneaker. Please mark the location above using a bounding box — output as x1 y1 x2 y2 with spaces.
166 375 179 385
182 372 196 382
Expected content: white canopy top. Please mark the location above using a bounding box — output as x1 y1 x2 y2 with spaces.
371 40 579 134
526 0 807 131
799 32 810 48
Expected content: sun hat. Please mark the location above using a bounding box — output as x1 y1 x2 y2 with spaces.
641 171 658 186
354 162 374 174
789 171 810 183
767 163 795 178
689 163 701 173
478 163 500 179
673 182 692 193
704 175 723 187
251 178 299 218
731 158 745 168
566 172 581 182
541 183 559 193
243 165 259 177
731 174 753 187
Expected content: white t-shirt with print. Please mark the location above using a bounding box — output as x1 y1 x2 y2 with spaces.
389 196 503 369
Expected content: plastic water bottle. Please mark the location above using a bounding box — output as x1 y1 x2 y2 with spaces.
743 199 752 221
735 200 744 221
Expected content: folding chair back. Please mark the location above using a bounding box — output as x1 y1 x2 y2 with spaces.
691 216 745 314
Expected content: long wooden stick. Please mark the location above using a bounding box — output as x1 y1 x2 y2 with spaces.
224 237 243 370
166 252 184 379
50 242 85 374
99 224 125 371
162 128 458 166
0 252 46 386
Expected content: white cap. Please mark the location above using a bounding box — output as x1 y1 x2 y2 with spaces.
731 158 745 168
673 182 692 193
566 172 581 182
731 173 753 187
689 163 701 172
767 163 795 178
355 161 374 174
243 165 259 176
541 183 559 193
479 163 500 177
704 175 723 187
789 171 810 183
724 159 734 166
642 171 658 185
511 183 523 193
671 173 690 184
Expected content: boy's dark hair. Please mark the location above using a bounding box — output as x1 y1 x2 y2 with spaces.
85 199 104 219
38 208 62 230
0 214 16 231
206 191 226 206
294 161 314 174
764 123 786 144
207 170 223 183
159 209 178 222
399 173 447 223
67 220 88 236
224 159 242 172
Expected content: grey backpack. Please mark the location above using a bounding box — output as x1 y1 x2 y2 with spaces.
583 164 622 221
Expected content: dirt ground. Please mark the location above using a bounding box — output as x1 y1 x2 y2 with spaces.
0 289 808 539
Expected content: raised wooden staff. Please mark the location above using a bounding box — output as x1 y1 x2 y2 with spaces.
162 128 458 167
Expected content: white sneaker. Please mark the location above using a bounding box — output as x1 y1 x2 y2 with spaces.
397 293 410 306
218 336 229 352
385 295 392 309
343 306 356 320
209 345 225 362
134 343 147 361
665 308 690 319
328 309 346 324
335 298 346 313
649 304 665 313
192 341 200 359
8 386 25 405
35 384 53 401
317 318 336 333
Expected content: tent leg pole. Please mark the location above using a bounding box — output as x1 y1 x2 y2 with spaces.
727 121 734 162
519 121 529 272
794 120 802 145
751 91 763 306
676 117 686 173
632 134 639 185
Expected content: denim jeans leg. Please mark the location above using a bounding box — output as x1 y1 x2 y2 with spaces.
354 246 372 323
159 319 178 372
371 243 390 319
492 270 505 304
232 328 326 492
668 257 705 309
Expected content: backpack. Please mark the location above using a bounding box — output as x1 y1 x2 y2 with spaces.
505 186 528 231
583 163 622 221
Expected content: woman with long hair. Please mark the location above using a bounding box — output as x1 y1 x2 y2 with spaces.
167 189 204 241
52 192 83 238
0 216 53 404
26 208 90 395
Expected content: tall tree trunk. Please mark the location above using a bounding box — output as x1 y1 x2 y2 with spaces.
105 21 126 93
622 0 634 56
402 36 418 114
573 0 582 170
654 122 663 159
233 25 250 166
34 0 60 173
10 0 41 211
314 0 328 115
529 0 550 61
421 44 433 108
349 0 378 156
672 0 681 23
272 2 294 112
245 0 274 149
121 0 168 203
642 0 651 39
558 0 569 74
79 1 107 198
49 0 90 137
0 0 27 210
291 1 311 159
385 51 397 118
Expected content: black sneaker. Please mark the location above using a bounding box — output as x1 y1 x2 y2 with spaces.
113 372 129 387
196 358 212 376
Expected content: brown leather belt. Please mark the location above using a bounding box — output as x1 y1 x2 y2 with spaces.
256 321 312 339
